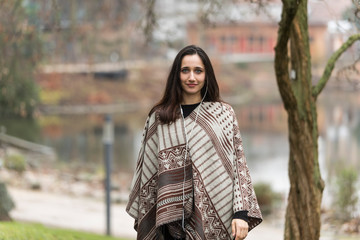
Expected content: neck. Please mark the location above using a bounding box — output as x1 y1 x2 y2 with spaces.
182 95 202 105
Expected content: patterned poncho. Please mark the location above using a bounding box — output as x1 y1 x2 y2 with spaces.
126 102 262 239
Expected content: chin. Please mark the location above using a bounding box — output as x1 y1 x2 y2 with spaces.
186 90 201 95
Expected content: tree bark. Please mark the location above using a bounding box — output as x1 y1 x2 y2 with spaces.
275 1 325 239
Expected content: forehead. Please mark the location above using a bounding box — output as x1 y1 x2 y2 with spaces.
181 54 204 67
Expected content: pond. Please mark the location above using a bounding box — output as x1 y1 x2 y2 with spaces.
1 91 359 210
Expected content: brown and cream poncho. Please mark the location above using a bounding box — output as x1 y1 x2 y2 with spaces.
126 102 262 239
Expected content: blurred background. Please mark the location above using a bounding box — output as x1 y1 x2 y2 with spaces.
0 0 359 239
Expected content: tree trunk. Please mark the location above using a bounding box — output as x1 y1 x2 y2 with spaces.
275 0 324 239
284 107 324 240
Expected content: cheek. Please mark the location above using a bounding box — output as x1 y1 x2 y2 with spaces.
200 75 206 85
180 73 186 82
179 76 186 89
180 77 186 86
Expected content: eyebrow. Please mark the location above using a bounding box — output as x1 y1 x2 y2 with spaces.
181 66 204 69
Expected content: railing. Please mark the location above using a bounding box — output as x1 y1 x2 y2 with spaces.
0 132 55 157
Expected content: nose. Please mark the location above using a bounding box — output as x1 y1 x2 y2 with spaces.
189 71 195 81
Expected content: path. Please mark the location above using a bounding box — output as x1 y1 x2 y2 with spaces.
8 187 136 239
7 187 339 240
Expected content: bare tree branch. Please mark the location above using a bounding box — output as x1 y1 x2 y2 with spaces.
354 0 360 10
336 56 360 90
354 0 360 25
142 0 157 43
198 0 223 26
140 0 277 43
274 0 300 111
312 33 360 97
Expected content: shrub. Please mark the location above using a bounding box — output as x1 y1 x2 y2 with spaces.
5 154 26 174
254 182 282 217
0 182 15 221
333 167 359 222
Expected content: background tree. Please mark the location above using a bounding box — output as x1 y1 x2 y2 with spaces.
0 0 42 118
274 0 360 239
35 0 132 63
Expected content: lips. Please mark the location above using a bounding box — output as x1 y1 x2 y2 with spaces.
187 84 197 87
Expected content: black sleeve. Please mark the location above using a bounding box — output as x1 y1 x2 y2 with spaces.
233 210 249 222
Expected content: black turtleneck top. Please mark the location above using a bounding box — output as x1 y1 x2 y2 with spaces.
181 102 201 118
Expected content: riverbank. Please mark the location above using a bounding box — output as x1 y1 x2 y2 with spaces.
7 187 136 239
8 186 284 240
2 167 284 239
7 186 360 240
2 167 359 239
0 166 133 204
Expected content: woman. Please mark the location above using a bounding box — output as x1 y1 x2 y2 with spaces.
126 45 262 240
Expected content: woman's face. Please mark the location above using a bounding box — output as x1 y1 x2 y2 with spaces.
180 54 206 104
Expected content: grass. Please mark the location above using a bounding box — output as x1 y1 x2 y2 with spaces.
0 222 131 240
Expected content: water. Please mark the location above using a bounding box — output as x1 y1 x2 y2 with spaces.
1 91 359 209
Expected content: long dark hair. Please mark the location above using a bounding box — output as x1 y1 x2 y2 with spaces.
149 45 221 124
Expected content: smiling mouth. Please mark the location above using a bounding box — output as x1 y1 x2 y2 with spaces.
187 84 197 87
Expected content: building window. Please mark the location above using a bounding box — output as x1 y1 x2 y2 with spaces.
258 36 265 52
230 35 237 53
231 35 237 43
248 35 255 52
219 35 227 53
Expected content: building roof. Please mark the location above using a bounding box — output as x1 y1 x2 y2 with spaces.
224 0 352 25
155 0 354 41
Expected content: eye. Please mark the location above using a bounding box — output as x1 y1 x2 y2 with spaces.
195 69 203 74
181 68 189 73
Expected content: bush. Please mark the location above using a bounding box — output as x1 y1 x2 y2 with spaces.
333 167 359 222
5 154 26 174
0 182 15 221
254 182 282 216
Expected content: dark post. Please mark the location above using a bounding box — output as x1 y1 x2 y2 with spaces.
103 114 114 236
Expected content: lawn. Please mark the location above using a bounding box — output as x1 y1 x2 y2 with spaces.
0 222 130 240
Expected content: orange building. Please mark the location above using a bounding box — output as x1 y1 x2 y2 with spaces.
186 1 352 64
187 21 328 64
188 22 277 55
